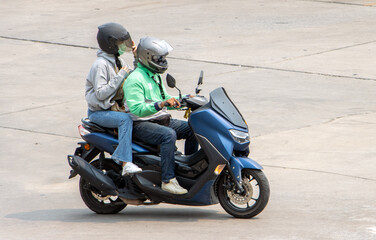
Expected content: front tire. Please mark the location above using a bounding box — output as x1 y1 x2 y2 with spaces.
217 169 270 218
79 159 126 214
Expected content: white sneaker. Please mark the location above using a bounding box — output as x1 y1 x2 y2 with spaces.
122 162 142 175
161 178 188 195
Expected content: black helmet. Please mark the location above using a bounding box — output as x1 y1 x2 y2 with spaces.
137 37 173 74
97 23 133 55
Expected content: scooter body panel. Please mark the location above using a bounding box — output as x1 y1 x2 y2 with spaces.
189 106 249 160
82 132 149 154
166 180 218 206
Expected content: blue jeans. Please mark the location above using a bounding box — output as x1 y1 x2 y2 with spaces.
88 109 133 163
133 119 198 182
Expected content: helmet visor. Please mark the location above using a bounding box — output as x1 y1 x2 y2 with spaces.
152 55 168 67
117 38 134 52
152 55 167 62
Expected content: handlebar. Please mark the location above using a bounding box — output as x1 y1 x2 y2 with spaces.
162 96 207 111
163 97 188 108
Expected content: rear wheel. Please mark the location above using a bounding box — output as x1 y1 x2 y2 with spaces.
217 169 270 218
79 159 126 214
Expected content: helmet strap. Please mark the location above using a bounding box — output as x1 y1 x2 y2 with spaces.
114 53 123 71
153 75 166 100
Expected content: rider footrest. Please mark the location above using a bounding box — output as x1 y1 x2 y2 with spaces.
118 189 145 200
132 171 194 200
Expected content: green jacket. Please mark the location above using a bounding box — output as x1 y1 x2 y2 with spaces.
123 63 173 120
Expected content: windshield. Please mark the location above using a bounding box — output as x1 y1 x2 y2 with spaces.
209 87 247 129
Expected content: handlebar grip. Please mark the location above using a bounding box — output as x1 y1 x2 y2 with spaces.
163 98 184 108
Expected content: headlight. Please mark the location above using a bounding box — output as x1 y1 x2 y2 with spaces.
229 129 249 144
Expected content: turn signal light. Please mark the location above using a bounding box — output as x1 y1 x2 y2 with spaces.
214 164 226 175
84 144 91 151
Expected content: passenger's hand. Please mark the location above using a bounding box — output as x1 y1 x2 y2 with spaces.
132 41 137 54
121 65 131 74
162 98 181 108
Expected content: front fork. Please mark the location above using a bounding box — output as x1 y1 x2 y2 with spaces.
228 156 263 193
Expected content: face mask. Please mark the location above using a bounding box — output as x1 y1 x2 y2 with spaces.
118 44 126 55
118 42 131 55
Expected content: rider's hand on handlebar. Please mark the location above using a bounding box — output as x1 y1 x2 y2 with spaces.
162 97 181 108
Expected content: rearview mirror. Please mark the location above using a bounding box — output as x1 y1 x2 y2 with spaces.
196 70 204 94
166 73 181 99
198 70 203 85
166 74 176 88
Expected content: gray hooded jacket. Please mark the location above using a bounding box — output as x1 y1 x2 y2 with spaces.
85 49 131 111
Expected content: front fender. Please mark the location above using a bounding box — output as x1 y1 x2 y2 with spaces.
230 156 263 184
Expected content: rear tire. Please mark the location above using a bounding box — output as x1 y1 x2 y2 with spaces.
217 169 270 218
79 159 126 214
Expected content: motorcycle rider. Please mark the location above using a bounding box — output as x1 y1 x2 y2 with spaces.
123 37 198 194
85 22 142 175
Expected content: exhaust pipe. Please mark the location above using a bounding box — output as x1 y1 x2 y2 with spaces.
67 155 118 196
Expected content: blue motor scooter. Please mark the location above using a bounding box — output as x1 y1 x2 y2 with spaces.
68 71 270 218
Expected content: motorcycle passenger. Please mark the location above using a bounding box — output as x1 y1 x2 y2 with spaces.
85 22 142 175
123 37 199 195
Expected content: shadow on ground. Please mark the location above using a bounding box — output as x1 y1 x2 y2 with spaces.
5 207 233 223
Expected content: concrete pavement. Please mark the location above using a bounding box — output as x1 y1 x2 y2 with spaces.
0 0 375 239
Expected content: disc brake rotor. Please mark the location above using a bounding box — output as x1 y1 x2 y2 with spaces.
227 177 253 205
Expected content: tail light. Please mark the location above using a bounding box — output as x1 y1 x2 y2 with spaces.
78 125 90 137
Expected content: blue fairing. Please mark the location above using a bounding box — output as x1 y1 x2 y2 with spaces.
83 132 149 154
190 108 249 160
170 180 217 206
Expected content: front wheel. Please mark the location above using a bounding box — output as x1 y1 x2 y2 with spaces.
217 169 270 218
79 159 126 214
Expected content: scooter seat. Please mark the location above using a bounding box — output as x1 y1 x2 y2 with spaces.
133 140 160 153
81 118 161 152
81 118 116 136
